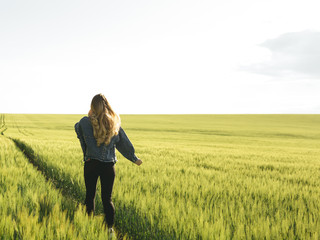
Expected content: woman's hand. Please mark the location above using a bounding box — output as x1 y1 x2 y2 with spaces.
135 159 143 166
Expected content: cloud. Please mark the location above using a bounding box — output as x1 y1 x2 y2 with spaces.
242 30 320 78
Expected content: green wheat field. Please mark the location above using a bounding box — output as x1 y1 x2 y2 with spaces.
0 114 320 239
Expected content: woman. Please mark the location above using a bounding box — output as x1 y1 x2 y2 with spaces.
74 93 142 238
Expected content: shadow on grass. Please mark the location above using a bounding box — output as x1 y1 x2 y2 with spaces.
10 138 179 240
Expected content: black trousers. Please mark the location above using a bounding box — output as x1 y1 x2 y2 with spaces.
84 159 115 227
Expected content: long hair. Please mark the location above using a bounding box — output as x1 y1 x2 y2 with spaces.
88 94 121 146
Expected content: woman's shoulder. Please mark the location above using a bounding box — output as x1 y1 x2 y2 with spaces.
79 116 91 125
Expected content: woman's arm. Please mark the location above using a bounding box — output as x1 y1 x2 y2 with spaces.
116 127 142 165
78 117 98 154
74 122 86 158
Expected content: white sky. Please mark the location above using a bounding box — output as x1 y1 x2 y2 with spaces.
1 0 320 114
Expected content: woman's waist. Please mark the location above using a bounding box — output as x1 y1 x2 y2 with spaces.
85 158 116 165
85 148 116 162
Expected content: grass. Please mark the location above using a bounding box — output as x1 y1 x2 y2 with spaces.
1 114 320 239
0 135 114 239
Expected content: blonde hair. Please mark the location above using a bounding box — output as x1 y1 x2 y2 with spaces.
88 94 121 146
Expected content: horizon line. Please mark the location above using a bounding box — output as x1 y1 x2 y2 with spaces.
1 112 320 115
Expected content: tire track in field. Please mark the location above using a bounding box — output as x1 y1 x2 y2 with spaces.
11 117 32 136
0 114 7 135
10 138 83 200
0 114 30 136
8 137 177 240
10 138 86 205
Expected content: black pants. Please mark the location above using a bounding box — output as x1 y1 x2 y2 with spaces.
84 159 115 227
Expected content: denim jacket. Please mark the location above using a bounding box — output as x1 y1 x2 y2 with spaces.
74 116 138 163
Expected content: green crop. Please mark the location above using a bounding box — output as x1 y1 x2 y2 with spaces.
1 114 320 239
0 135 119 239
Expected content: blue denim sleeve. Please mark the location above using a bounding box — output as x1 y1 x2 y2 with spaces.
74 122 86 159
78 117 97 155
116 127 138 163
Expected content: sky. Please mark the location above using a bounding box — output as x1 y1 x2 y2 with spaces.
1 0 320 114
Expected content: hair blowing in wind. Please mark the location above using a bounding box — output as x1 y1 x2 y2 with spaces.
88 94 121 146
